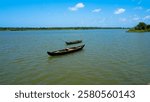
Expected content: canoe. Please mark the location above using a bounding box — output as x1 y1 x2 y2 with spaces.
65 40 82 45
47 44 85 56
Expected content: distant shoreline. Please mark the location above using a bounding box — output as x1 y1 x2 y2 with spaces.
0 27 129 31
127 29 150 32
127 22 150 32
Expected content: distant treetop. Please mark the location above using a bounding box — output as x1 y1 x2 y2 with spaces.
128 22 150 32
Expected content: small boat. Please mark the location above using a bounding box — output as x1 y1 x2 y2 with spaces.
47 44 85 56
65 40 82 45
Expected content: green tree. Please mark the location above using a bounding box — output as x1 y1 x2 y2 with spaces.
135 22 147 30
147 25 150 29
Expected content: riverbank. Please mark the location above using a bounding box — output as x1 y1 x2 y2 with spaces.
127 22 150 32
0 27 129 31
127 29 150 32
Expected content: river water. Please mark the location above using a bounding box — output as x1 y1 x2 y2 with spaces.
0 29 150 84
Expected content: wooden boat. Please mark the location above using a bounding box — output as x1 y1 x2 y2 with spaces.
47 44 85 56
65 40 82 45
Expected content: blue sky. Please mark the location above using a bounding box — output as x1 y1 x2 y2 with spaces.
0 0 150 27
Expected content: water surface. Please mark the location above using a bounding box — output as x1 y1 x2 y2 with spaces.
0 29 150 84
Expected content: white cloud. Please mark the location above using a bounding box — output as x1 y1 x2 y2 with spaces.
114 8 125 14
133 17 140 21
75 3 84 8
92 8 101 13
134 6 143 10
146 9 150 12
144 15 150 20
69 3 85 11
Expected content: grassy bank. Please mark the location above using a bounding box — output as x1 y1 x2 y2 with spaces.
128 29 150 32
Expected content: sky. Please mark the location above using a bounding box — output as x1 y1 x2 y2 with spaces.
0 0 150 27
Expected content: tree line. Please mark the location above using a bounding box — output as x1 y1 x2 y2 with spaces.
128 22 150 32
0 27 128 31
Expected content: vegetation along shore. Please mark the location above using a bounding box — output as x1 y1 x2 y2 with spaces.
0 27 128 31
128 22 150 32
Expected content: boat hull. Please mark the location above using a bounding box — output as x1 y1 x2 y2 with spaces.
65 40 82 45
47 45 85 56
